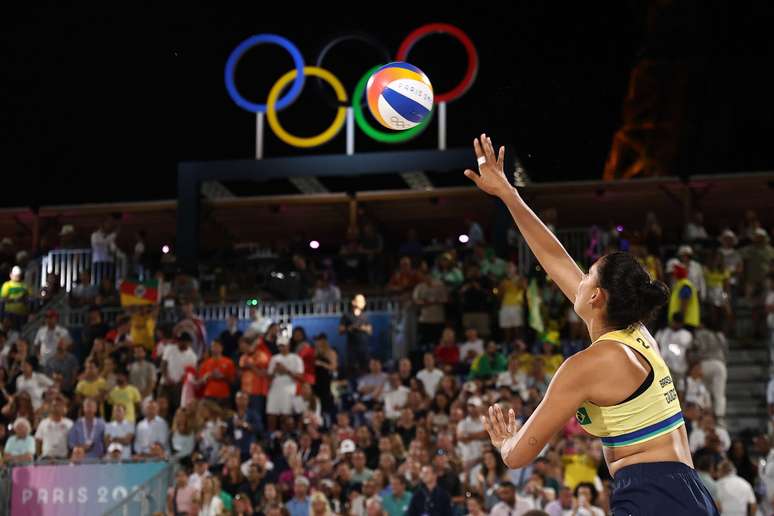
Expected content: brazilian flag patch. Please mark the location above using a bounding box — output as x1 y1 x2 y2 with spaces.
576 407 592 425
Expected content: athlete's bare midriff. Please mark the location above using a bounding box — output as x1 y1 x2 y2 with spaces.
604 424 694 477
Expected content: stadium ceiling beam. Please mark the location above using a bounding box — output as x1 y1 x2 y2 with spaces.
177 148 476 261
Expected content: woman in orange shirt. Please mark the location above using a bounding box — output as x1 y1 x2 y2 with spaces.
239 335 272 432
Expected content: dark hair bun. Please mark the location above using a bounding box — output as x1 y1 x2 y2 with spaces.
598 252 670 328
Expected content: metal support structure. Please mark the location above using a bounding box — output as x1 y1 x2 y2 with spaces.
255 112 265 160
438 102 447 150
346 107 355 156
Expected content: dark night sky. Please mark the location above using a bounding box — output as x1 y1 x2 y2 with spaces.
0 2 768 208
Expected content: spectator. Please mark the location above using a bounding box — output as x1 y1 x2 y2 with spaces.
767 273 774 364
189 452 213 490
684 362 712 412
70 270 97 307
499 262 527 343
95 277 120 307
704 250 732 332
339 294 372 377
689 412 731 453
91 218 119 284
170 405 195 460
239 332 272 429
358 358 388 406
741 228 774 337
432 253 464 289
361 223 385 285
16 357 53 410
459 328 484 369
285 476 310 516
715 459 757 516
33 310 71 367
460 264 493 339
497 355 529 399
167 468 198 516
75 359 108 411
573 482 605 516
134 399 169 455
654 313 693 390
631 244 664 283
229 391 260 460
266 335 303 431
68 398 106 459
175 301 208 358
728 438 758 487
465 217 485 247
4 417 35 463
489 480 535 516
45 338 79 394
684 211 709 243
291 327 315 387
474 244 508 282
312 272 342 306
105 403 134 460
469 341 508 380
199 340 237 405
35 396 72 460
218 314 242 360
80 306 109 361
667 263 701 330
107 368 142 423
412 273 448 349
416 353 444 399
434 328 460 373
718 230 743 293
693 450 719 504
127 345 156 402
457 397 487 470
693 323 728 421
199 476 225 516
159 333 197 414
1 265 29 329
383 473 412 516
312 333 337 424
671 245 707 301
407 465 452 516
386 257 422 298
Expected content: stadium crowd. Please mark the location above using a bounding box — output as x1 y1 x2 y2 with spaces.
0 208 771 515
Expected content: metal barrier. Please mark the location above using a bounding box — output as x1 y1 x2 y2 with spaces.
516 227 598 274
39 249 128 293
61 297 402 328
102 462 174 516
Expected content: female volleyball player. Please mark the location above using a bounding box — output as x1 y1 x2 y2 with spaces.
465 134 718 515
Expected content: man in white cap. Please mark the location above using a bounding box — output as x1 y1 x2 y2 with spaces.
667 245 706 301
741 228 774 298
1 265 29 329
718 229 743 289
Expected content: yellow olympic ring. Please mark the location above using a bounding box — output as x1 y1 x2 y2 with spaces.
266 66 348 148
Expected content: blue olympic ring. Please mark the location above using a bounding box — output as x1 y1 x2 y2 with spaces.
225 34 305 113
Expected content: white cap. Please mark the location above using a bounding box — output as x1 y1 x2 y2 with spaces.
339 439 356 454
10 266 22 279
108 442 123 453
467 396 483 407
677 245 693 256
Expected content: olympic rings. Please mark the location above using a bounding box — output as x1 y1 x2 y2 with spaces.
352 65 434 144
315 32 392 109
266 66 348 148
225 24 477 148
397 23 478 103
225 34 305 113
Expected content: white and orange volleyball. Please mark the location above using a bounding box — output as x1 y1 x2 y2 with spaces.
366 62 433 130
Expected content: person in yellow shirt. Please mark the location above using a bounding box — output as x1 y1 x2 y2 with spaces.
539 332 564 378
1 266 29 328
129 306 157 352
107 369 142 422
498 262 527 343
75 360 108 415
561 437 599 490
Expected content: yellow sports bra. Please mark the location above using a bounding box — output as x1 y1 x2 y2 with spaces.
575 324 684 448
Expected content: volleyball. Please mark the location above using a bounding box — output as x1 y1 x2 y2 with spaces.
366 62 433 130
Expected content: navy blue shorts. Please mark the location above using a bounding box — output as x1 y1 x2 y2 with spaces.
611 461 719 516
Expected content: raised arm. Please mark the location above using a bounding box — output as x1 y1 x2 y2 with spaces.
464 134 583 303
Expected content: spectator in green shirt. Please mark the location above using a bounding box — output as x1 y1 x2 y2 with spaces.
469 341 508 380
1 266 29 328
383 474 413 516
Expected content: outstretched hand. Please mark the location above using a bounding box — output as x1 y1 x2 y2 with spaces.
464 134 512 198
481 404 520 450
